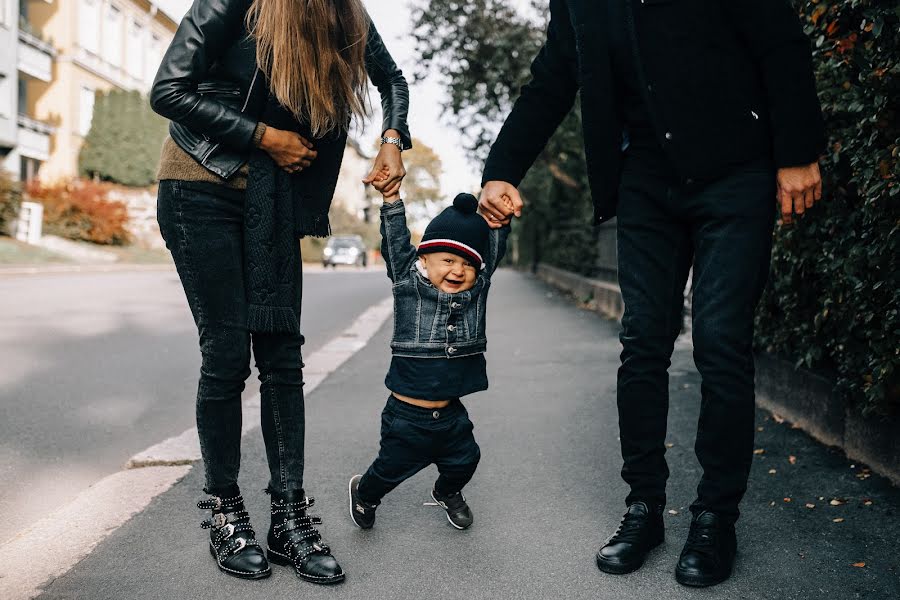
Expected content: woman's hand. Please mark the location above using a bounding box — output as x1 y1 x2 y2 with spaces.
258 126 318 174
362 130 406 193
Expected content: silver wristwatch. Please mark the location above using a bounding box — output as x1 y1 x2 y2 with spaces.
380 135 406 151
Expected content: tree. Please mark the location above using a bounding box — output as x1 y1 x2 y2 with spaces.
411 0 597 272
79 90 169 187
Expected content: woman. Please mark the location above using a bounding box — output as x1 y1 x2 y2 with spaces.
150 0 410 585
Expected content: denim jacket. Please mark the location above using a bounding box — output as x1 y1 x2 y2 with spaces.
381 200 510 359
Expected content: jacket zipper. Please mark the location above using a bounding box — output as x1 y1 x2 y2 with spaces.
201 69 261 164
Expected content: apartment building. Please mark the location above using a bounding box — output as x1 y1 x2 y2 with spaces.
12 0 177 182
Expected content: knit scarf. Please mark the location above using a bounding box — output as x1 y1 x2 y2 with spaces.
244 94 348 334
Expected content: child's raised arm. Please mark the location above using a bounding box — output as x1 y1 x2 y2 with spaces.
379 197 417 283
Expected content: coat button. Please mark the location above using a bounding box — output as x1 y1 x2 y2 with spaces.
432 411 440 419
665 132 673 141
447 324 456 331
451 302 461 309
448 347 457 354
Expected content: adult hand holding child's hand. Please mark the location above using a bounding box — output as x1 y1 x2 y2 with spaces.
479 181 522 228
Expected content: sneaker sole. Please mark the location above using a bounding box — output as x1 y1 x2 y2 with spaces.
430 489 470 530
348 475 373 530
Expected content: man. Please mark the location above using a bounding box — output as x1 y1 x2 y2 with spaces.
479 0 824 587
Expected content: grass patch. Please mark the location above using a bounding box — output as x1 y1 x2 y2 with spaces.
0 236 70 265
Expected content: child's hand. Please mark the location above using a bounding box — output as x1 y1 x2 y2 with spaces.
375 166 402 203
479 193 514 224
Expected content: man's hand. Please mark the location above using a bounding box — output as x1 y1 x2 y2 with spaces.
479 180 523 229
777 162 823 225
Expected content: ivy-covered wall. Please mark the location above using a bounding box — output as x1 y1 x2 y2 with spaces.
754 0 898 416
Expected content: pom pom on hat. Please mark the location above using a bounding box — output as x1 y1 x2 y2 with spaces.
453 193 479 215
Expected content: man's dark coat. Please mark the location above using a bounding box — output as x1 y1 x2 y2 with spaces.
482 0 826 223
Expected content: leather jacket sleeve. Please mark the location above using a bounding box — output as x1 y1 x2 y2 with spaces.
150 0 258 152
365 20 412 151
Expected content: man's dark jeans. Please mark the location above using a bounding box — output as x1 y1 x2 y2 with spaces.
357 395 481 504
157 180 306 494
615 163 776 522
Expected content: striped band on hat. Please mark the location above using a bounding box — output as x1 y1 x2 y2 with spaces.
417 238 483 265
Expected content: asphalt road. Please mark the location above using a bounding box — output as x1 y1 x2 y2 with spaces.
34 271 900 600
0 267 388 542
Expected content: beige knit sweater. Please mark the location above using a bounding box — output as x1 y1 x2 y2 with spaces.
156 123 267 189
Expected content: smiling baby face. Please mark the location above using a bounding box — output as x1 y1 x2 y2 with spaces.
419 252 478 294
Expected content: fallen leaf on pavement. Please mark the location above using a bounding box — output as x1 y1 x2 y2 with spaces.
753 448 766 455
666 443 675 448
773 413 785 424
851 562 866 568
833 518 845 523
863 499 874 506
784 497 792 503
830 498 847 506
805 503 815 509
668 509 679 515
770 501 776 507
789 455 797 465
768 469 777 475
757 427 764 432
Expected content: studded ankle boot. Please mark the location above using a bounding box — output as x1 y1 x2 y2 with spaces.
266 489 345 585
198 491 270 579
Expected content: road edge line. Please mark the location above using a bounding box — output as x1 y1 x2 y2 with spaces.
0 295 393 599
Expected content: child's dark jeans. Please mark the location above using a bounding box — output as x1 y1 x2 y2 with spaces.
357 395 481 504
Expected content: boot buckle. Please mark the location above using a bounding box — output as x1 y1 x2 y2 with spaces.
213 513 227 528
220 523 235 539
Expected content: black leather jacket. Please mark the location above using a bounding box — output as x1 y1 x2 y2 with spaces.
150 0 411 179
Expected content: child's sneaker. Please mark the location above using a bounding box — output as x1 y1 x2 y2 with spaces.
430 488 473 530
348 475 377 529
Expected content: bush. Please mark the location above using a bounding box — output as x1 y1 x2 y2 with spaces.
79 90 168 187
754 0 899 416
0 171 22 236
26 179 131 245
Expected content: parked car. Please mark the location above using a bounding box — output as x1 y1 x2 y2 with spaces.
322 235 367 268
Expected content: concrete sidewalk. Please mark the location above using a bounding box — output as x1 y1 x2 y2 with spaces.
34 271 899 599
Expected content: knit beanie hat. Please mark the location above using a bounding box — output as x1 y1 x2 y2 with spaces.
417 193 491 269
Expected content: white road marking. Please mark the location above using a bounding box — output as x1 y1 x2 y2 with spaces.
0 295 393 599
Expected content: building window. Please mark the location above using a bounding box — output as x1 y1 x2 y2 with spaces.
145 33 162 85
127 19 144 79
20 157 43 183
78 0 101 54
103 4 123 68
79 87 95 136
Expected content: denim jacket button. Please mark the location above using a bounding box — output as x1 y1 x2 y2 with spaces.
448 347 457 354
451 302 461 309
447 325 456 331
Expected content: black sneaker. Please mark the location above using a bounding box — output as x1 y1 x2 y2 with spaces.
596 501 665 574
348 475 377 529
430 488 473 530
674 511 736 587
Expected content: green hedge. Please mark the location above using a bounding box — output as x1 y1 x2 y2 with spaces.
755 0 899 416
79 90 168 187
0 171 22 236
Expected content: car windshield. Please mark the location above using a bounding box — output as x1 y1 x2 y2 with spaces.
329 238 360 249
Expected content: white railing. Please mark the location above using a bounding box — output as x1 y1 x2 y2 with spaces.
18 30 55 82
17 114 55 160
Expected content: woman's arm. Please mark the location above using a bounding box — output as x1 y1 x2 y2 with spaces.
149 0 258 151
362 20 411 193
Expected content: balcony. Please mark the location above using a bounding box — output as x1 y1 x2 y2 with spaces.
18 29 56 83
17 114 55 161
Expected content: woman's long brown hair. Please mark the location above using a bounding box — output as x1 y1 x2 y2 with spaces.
246 0 370 137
